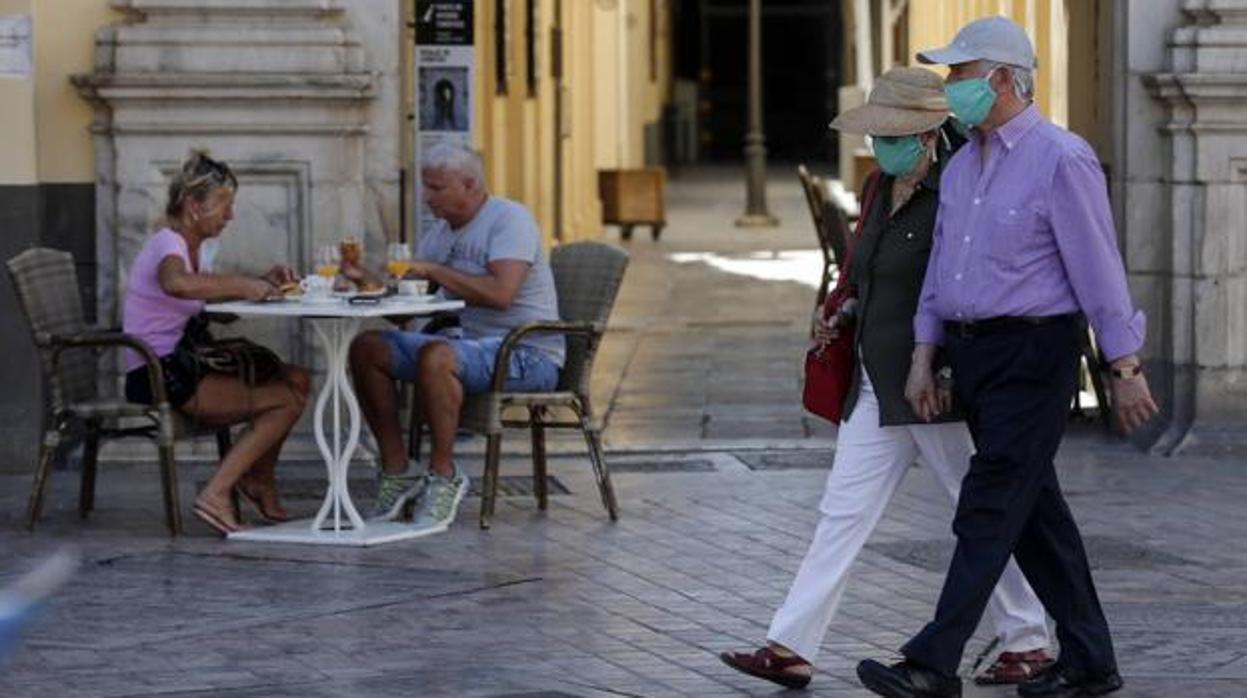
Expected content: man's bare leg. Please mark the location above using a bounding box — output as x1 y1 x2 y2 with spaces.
418 342 464 478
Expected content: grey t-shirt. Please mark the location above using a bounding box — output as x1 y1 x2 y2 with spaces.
418 197 565 366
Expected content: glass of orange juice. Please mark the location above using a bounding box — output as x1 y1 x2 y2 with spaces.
386 242 413 278
339 236 363 266
316 244 340 278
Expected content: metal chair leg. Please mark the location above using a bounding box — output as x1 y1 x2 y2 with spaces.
531 408 549 511
479 433 503 529
157 441 182 536
1078 326 1113 431
408 390 425 463
156 408 182 536
78 423 101 519
582 424 618 521
215 428 232 459
575 398 617 521
27 425 63 531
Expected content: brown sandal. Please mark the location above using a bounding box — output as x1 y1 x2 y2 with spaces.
974 649 1055 685
234 483 290 523
720 646 813 689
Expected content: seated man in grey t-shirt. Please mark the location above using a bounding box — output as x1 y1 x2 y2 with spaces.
347 142 564 535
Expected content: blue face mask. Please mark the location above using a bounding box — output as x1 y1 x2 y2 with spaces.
871 135 927 177
945 68 998 126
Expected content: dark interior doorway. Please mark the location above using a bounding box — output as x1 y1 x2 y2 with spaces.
674 0 842 164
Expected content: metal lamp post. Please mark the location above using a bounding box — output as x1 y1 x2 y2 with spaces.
735 0 778 227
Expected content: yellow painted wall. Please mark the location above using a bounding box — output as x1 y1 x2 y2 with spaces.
593 3 624 168
593 0 673 170
0 0 116 186
904 0 1071 126
464 0 667 243
33 0 118 182
21 0 666 244
566 0 602 238
0 0 37 185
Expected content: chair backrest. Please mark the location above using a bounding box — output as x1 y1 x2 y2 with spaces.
6 247 97 408
800 165 848 271
549 241 629 395
797 164 826 235
820 196 851 268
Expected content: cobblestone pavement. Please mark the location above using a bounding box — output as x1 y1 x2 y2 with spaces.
3 168 1245 696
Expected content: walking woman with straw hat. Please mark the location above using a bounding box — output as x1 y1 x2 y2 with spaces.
719 67 1053 691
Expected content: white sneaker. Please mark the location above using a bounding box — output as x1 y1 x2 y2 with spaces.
369 470 428 521
408 463 469 536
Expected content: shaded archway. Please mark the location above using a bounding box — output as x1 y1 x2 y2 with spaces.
673 0 842 164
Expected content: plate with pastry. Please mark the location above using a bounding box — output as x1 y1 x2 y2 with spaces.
335 280 387 298
261 281 300 302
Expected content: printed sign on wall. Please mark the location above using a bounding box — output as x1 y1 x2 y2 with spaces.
414 1 476 238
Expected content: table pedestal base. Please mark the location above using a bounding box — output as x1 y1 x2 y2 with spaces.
229 518 448 546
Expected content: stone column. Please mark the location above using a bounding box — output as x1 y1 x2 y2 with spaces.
1144 0 1247 454
74 0 377 460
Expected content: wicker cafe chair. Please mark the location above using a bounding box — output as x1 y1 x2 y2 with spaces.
7 248 231 536
409 241 629 528
797 165 850 308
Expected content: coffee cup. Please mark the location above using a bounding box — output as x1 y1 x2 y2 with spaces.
398 279 429 297
300 275 333 298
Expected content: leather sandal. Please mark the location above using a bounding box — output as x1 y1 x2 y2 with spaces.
234 483 290 523
193 496 246 537
720 646 813 689
974 649 1056 685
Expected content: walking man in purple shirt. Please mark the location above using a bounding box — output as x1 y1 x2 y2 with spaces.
856 17 1159 698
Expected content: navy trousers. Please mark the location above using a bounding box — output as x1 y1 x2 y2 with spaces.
901 316 1117 677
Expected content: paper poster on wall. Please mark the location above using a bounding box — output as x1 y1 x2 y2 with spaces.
414 0 476 239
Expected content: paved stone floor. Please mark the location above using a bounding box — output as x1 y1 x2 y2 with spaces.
3 167 1246 696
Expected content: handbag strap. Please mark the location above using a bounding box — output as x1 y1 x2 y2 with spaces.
821 170 884 318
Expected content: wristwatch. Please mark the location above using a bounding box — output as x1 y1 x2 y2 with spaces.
1111 364 1143 380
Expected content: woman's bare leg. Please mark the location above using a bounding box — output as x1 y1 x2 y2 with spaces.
180 372 307 524
236 366 311 519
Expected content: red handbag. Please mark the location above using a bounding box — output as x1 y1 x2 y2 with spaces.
803 171 883 424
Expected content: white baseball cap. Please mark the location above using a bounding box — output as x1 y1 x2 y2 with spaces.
916 16 1037 69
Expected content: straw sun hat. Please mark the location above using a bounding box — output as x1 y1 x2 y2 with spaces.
830 67 949 137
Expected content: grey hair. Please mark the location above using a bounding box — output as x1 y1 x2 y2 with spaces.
985 61 1035 101
420 142 485 184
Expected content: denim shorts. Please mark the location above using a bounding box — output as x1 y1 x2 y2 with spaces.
382 331 561 394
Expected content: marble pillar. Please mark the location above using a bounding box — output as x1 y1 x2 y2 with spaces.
74 0 383 460
1143 0 1247 454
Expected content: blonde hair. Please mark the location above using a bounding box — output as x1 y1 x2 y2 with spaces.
165 149 238 218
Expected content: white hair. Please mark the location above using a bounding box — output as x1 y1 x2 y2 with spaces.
985 61 1035 101
420 142 485 184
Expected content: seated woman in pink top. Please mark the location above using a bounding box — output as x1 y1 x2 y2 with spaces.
123 151 310 536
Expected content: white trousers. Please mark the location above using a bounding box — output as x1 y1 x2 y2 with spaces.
768 374 1050 663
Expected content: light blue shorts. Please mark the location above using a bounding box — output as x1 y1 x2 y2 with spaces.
382 331 561 394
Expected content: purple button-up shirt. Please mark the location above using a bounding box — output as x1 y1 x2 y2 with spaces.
914 105 1146 361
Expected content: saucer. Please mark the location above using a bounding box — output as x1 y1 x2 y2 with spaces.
299 294 340 305
334 288 387 299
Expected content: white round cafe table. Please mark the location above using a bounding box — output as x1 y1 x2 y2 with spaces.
204 295 464 546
